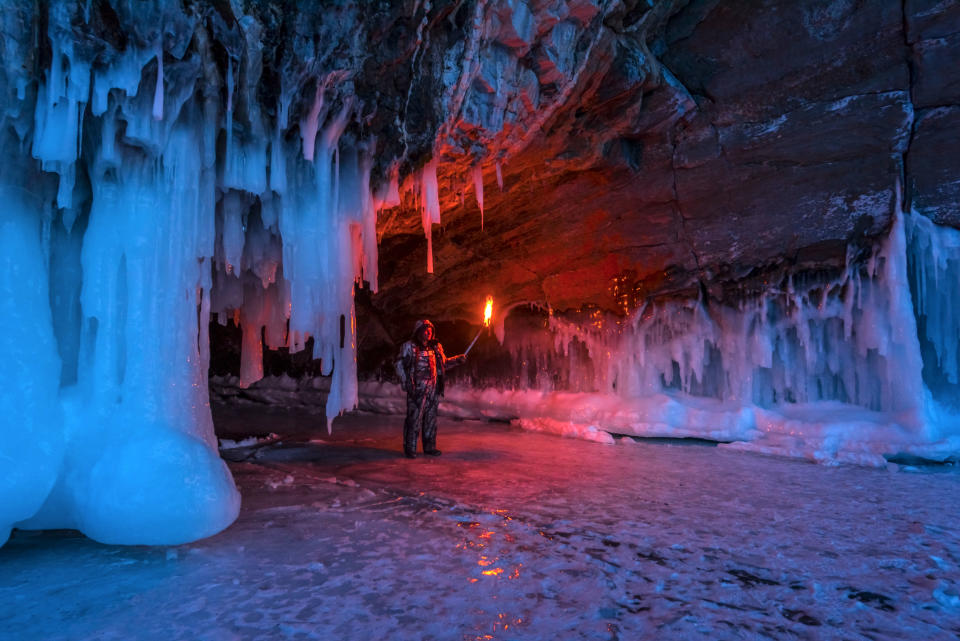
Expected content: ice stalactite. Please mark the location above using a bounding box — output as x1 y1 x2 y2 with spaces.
418 157 442 274
472 164 485 229
31 10 91 210
209 73 384 431
152 46 164 121
359 152 380 292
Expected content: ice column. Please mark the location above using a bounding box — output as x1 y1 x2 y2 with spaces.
0 205 65 546
4 7 241 543
19 119 241 545
905 212 960 423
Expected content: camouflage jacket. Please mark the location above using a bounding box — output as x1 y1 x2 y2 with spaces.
395 340 466 396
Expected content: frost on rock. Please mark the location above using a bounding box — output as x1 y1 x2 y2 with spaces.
0 1 383 546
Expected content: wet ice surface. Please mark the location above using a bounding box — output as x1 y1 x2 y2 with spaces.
3 408 960 641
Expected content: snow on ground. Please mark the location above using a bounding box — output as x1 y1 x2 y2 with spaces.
2 407 959 640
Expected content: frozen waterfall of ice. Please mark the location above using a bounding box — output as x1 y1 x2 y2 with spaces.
0 2 382 546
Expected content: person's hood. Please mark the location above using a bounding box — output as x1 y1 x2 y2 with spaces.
412 319 435 339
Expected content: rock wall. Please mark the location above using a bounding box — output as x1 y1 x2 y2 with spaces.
375 0 960 343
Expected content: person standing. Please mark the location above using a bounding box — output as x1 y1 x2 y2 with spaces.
395 320 466 458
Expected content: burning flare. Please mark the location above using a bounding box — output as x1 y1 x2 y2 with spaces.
466 295 494 355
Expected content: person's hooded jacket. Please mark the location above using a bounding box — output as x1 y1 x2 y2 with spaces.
395 320 465 397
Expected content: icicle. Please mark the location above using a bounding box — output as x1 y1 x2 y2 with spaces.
238 288 265 388
420 157 441 274
269 134 287 194
423 207 435 274
31 31 91 209
471 164 484 229
219 191 247 274
359 150 379 290
423 158 441 225
224 57 235 166
376 164 401 209
299 83 326 162
225 57 234 122
152 46 163 121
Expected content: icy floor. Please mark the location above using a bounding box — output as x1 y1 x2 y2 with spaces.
2 408 960 641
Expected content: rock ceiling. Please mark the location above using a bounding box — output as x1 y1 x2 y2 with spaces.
6 0 959 337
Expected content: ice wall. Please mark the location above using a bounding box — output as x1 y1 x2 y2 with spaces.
906 213 960 412
550 214 923 414
490 212 960 463
0 1 382 546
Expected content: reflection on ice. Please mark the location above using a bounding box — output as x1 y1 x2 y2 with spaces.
5 411 957 639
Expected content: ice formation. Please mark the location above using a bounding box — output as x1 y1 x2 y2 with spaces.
472 164 485 229
0 1 383 546
418 157 443 274
212 205 960 468
472 210 960 465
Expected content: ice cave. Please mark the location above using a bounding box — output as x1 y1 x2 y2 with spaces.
2 1 959 639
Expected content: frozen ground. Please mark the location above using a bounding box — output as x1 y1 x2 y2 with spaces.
2 407 960 641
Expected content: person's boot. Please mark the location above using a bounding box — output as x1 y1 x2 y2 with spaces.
424 448 442 456
403 439 418 459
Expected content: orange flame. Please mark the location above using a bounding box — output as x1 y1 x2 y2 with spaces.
483 295 493 327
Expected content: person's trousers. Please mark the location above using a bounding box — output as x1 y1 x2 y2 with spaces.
403 384 439 453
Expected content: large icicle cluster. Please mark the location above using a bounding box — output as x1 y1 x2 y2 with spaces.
0 1 382 546
551 214 924 415
905 214 960 409
490 212 960 464
211 78 380 428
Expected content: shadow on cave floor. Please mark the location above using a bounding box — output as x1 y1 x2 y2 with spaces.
3 406 959 641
